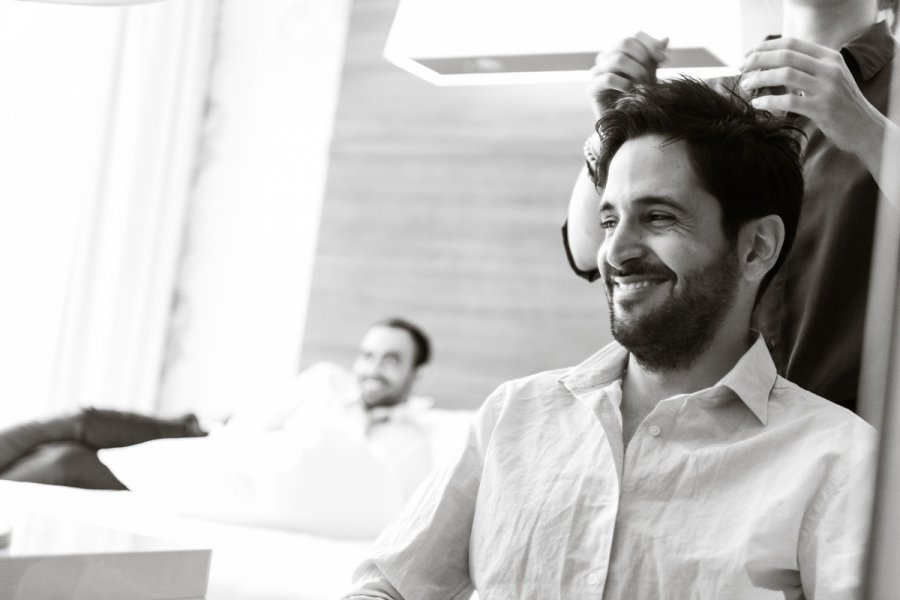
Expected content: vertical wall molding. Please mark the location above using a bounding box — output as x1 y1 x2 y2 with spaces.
156 0 353 419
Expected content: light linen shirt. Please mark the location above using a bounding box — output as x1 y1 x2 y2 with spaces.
344 337 876 600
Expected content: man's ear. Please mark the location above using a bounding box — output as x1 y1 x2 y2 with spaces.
738 215 785 284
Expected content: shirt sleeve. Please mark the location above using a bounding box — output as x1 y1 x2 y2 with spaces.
797 441 877 599
562 221 601 282
342 562 407 600
341 389 504 600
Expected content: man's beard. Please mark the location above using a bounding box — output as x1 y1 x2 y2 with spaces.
359 376 411 409
604 248 741 373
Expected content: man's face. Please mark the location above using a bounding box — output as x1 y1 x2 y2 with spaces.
352 326 419 408
597 135 741 372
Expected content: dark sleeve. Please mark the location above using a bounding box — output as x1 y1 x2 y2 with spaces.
562 220 601 282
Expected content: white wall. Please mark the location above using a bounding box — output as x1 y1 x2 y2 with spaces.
158 0 352 419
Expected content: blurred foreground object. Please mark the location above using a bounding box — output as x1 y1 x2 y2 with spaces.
859 51 900 600
15 0 165 5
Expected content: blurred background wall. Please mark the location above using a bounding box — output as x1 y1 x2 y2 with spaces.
155 0 607 414
3 0 643 420
298 0 607 408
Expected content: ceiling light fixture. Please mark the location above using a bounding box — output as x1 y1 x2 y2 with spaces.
384 0 781 86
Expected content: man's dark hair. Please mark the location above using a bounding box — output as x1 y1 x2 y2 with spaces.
591 77 804 296
374 317 432 368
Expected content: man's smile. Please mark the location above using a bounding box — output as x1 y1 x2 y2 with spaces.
360 376 388 388
613 275 670 292
603 258 677 302
610 274 673 305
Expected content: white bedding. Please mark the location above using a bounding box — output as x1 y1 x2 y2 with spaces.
0 403 476 599
0 407 476 599
0 480 372 600
95 406 473 541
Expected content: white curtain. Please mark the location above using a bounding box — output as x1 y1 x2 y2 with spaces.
1 0 218 425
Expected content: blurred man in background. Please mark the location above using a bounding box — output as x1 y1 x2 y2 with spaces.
355 318 432 417
0 317 432 490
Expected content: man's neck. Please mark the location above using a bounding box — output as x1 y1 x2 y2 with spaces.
620 325 753 445
781 0 877 49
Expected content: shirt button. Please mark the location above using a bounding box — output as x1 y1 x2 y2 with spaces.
648 425 661 437
587 573 601 585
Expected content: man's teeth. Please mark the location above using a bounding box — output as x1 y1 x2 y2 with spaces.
617 280 661 290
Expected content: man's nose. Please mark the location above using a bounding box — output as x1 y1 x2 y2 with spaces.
600 220 645 270
356 357 377 375
362 359 386 377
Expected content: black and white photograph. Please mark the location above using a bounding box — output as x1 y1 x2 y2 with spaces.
3 0 899 598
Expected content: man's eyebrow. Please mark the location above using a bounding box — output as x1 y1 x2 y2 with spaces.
599 195 686 213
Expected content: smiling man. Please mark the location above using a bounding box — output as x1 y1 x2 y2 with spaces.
565 1 898 415
343 79 876 599
353 319 429 412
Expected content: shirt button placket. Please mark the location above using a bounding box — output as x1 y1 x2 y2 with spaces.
648 424 661 437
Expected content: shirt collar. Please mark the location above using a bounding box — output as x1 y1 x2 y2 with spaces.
560 334 777 425
714 334 776 425
840 20 897 83
559 341 630 394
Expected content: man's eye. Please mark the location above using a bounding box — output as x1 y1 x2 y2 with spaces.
647 213 675 224
599 217 618 230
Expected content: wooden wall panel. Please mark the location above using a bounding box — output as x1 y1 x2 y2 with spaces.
301 0 611 408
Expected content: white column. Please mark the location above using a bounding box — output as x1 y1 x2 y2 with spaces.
157 0 352 419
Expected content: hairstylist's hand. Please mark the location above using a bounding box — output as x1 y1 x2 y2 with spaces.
587 31 669 119
741 37 889 175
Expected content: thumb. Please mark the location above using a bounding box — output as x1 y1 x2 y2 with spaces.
656 37 670 63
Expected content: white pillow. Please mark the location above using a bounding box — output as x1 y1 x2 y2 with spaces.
98 407 476 540
98 427 407 540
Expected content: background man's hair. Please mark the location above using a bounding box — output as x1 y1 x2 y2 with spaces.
592 77 804 295
373 317 432 367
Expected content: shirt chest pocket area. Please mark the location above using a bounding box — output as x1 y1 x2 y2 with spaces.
471 423 620 560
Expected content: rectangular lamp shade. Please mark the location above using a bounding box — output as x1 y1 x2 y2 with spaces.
384 0 782 86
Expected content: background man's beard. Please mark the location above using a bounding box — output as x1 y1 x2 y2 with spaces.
607 250 740 373
360 378 413 409
361 389 401 409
